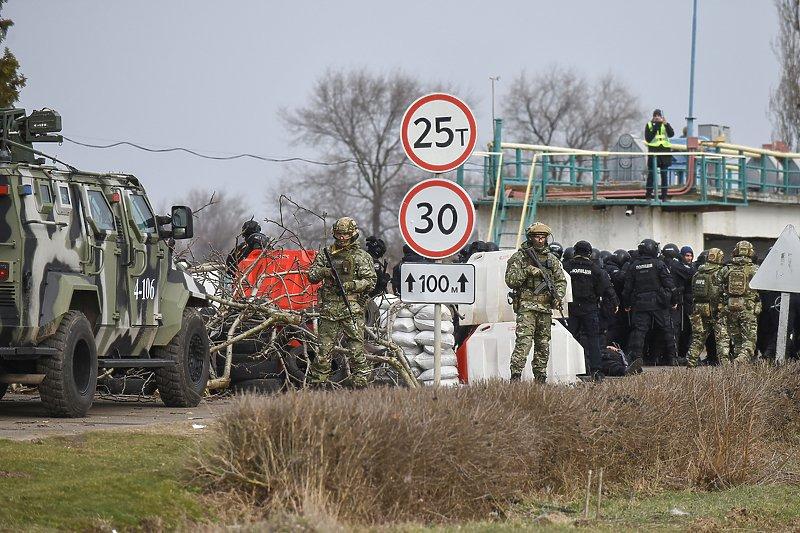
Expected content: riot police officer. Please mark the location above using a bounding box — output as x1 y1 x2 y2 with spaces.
365 236 391 298
622 239 678 365
563 240 620 375
662 243 694 362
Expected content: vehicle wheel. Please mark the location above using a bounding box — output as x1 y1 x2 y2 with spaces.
154 309 210 407
231 378 284 395
37 310 98 418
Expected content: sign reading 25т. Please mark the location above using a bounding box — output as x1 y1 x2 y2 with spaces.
401 93 477 173
399 178 475 260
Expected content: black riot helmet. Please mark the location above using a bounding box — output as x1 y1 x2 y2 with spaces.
599 250 613 265
574 240 593 257
591 247 601 264
696 249 709 266
245 232 270 251
549 241 564 259
613 249 631 267
241 219 261 237
365 235 387 260
638 238 660 258
662 243 680 260
562 246 575 262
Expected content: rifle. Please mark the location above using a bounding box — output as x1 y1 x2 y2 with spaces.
525 248 566 319
323 246 358 328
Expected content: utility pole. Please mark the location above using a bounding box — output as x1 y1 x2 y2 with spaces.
489 75 500 138
686 0 698 137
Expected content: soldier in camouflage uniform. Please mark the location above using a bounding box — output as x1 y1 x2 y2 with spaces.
505 222 567 382
308 217 377 388
686 248 730 367
719 241 760 363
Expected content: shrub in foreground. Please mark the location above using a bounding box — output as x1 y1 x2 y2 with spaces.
192 364 800 524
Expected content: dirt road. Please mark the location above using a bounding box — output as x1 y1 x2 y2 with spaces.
0 393 233 440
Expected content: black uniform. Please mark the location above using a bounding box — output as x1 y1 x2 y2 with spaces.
391 245 433 298
564 254 619 373
664 256 694 360
622 252 677 364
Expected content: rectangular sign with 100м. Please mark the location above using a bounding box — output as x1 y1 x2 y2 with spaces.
400 263 475 304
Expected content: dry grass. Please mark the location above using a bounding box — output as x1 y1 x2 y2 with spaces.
191 364 800 525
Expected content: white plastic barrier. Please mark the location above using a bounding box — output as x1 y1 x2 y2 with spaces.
457 250 573 326
461 319 585 384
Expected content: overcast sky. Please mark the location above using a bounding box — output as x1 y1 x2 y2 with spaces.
8 1 778 215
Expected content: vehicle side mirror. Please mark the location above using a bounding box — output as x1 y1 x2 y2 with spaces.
171 205 193 239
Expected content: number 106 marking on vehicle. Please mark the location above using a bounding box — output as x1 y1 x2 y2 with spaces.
134 277 156 300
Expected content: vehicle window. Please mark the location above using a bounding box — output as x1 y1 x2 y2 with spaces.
59 185 71 205
39 182 52 204
129 194 156 233
87 190 115 232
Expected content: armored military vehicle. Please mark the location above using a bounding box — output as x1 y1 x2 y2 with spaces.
0 108 210 417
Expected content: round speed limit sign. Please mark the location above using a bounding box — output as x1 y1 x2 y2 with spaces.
399 178 475 259
401 93 477 173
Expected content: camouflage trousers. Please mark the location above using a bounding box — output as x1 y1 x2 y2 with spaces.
686 306 730 367
727 307 759 363
311 315 370 388
510 310 551 380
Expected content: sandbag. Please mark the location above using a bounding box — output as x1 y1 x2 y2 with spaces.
396 307 414 318
391 317 417 333
413 317 454 333
414 330 455 348
414 305 452 321
377 295 398 310
391 331 418 348
422 345 456 356
418 366 459 381
414 352 458 370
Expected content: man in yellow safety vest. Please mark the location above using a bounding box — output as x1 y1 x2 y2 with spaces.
644 109 675 202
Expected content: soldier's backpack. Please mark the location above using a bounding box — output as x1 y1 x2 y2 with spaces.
692 271 713 303
727 267 748 297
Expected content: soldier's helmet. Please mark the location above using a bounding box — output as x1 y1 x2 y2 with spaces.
638 238 660 258
707 247 724 265
333 216 359 243
526 222 552 247
549 241 564 259
662 243 680 260
241 219 261 237
733 240 754 258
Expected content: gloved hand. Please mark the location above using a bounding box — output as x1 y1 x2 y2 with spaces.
526 265 541 278
342 281 356 292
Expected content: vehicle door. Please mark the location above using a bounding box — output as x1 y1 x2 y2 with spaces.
123 191 163 327
80 185 125 326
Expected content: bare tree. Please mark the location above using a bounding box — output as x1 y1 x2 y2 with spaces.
168 188 253 261
280 69 425 246
502 66 642 150
770 0 800 150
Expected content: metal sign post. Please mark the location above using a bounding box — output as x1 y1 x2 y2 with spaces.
749 224 800 364
398 93 477 387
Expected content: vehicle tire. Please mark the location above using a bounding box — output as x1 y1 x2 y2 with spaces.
154 309 210 407
37 310 98 418
231 378 283 395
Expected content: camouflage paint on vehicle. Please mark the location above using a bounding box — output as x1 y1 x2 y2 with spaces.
0 164 206 360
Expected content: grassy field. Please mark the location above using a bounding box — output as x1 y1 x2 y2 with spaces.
0 430 798 531
0 432 206 530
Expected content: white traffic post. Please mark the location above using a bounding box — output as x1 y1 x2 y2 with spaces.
748 224 800 365
777 292 790 364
